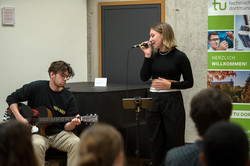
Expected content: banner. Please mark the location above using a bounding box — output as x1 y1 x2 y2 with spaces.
208 0 250 145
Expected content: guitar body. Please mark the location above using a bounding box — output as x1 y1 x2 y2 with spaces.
4 103 98 136
6 103 53 136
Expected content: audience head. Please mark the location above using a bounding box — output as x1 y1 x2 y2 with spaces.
78 123 125 166
190 88 232 136
200 121 250 166
0 120 38 166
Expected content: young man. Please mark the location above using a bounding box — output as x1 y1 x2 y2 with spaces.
6 60 81 166
165 88 232 166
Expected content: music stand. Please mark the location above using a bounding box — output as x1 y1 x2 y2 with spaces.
122 97 152 166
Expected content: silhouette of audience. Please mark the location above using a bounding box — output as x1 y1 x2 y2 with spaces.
165 88 232 166
199 121 250 166
78 123 125 166
0 120 38 166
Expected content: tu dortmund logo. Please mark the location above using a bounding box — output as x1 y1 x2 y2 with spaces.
213 0 227 10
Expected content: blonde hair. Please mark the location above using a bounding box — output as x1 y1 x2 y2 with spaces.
151 22 177 51
78 123 124 166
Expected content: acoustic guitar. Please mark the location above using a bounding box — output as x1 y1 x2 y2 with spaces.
4 103 98 136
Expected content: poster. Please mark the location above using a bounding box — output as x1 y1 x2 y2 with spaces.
208 0 250 144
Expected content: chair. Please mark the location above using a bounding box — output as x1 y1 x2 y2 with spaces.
45 148 67 166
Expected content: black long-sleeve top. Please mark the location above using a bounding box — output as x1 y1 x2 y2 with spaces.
140 48 194 89
6 80 79 135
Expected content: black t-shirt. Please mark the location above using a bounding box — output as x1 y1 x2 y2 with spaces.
6 80 79 135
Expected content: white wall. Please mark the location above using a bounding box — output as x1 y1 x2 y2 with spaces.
0 0 88 120
87 0 208 142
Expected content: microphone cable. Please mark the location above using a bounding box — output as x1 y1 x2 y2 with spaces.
126 47 134 98
126 42 150 97
124 46 135 157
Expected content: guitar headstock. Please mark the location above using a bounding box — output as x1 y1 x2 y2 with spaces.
81 114 98 124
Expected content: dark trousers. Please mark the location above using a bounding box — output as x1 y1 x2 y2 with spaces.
146 91 185 166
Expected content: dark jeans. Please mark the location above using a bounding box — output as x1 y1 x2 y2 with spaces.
146 91 185 166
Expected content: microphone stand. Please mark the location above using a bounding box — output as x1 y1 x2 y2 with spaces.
124 43 152 166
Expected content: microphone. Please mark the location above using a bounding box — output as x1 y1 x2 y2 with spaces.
131 42 150 48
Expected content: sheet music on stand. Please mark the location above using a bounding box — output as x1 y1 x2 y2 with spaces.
122 97 152 111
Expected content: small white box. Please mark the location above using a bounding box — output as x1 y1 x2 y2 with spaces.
94 78 107 87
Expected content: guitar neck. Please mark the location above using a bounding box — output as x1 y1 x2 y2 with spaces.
30 115 97 124
37 116 76 123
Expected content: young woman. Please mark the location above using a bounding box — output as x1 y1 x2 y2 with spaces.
140 22 194 166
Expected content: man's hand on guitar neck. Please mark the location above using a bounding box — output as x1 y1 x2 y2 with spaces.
9 103 29 125
64 114 81 131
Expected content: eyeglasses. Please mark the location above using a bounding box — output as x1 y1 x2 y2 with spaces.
210 38 219 42
59 73 70 80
